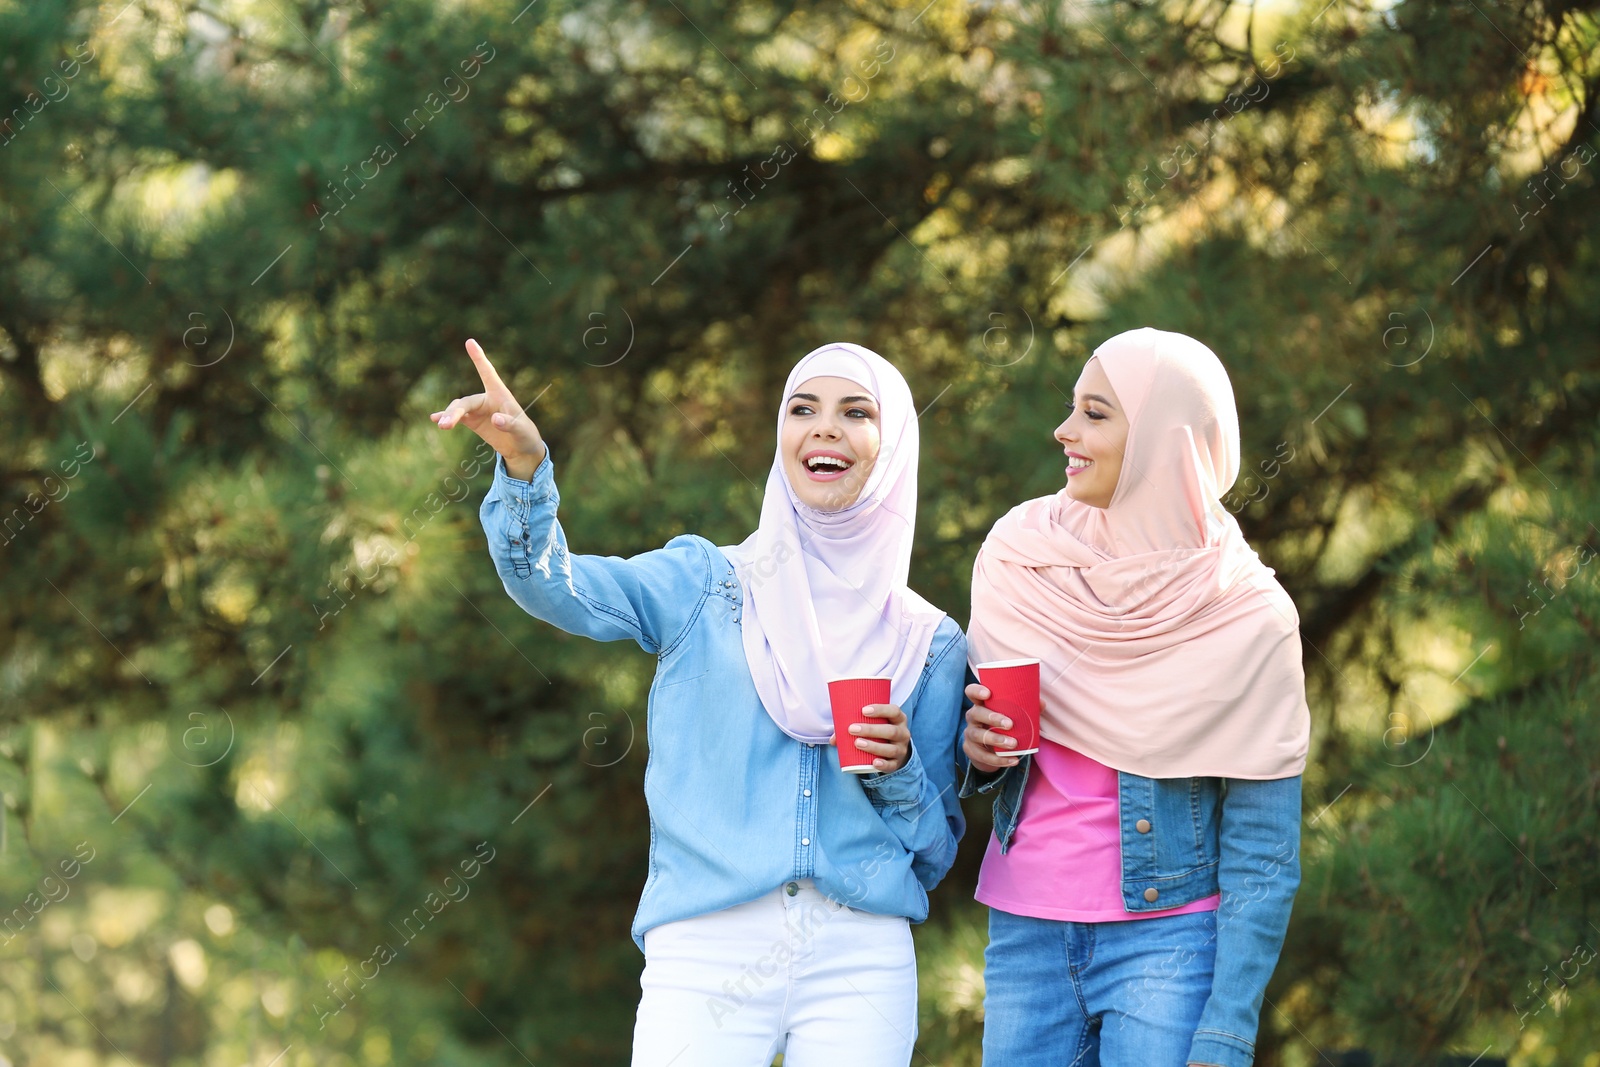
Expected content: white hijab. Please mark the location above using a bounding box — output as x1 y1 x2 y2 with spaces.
721 343 946 743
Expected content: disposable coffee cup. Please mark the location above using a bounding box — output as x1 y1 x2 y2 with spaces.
974 658 1041 757
827 677 891 774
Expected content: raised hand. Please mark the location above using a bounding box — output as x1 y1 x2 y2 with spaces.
430 339 547 479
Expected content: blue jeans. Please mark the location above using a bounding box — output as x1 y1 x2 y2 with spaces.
982 907 1218 1067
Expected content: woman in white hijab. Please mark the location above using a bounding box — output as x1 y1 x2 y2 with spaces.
434 339 968 1066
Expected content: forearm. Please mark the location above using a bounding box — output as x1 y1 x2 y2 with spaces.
1188 775 1303 1067
480 449 697 650
862 637 968 890
861 743 963 889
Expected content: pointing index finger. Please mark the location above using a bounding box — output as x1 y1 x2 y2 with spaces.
465 338 508 393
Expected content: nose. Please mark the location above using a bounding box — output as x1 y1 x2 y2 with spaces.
812 417 842 439
1054 416 1075 444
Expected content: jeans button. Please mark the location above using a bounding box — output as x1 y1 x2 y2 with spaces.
785 881 799 896
1136 818 1152 833
1143 887 1159 903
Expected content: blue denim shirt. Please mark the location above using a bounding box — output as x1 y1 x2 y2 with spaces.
959 751 1302 1067
481 449 969 952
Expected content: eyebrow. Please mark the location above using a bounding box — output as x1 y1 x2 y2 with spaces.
788 393 878 405
1074 392 1118 409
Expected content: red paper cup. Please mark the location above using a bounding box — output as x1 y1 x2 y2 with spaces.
975 659 1041 757
828 677 891 774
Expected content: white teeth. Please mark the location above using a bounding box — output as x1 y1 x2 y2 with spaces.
1068 456 1093 469
806 455 851 471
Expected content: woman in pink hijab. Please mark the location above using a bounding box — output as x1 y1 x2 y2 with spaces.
959 327 1310 1067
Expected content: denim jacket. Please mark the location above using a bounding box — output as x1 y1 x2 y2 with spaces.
481 449 969 952
959 748 1301 1067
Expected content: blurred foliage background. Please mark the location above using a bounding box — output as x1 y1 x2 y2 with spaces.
1 0 1598 1063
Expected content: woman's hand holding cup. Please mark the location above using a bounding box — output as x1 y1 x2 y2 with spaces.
828 703 912 774
431 339 547 478
962 683 1020 773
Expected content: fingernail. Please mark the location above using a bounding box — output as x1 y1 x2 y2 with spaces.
1001 719 1012 729
849 725 862 734
1003 738 1016 748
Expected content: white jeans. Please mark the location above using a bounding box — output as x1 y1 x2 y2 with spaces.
630 879 919 1067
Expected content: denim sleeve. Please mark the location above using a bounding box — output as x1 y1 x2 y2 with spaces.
1187 774 1303 1067
957 760 1012 799
479 449 708 654
858 620 969 892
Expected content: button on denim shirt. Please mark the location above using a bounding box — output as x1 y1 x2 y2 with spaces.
482 450 969 952
959 751 1302 1067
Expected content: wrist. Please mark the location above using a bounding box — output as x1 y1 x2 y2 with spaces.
503 443 545 482
970 757 1007 777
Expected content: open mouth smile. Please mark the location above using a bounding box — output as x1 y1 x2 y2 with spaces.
801 450 856 481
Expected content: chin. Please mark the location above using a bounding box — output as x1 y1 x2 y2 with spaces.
813 487 863 512
810 492 858 513
786 470 856 511
1067 482 1107 508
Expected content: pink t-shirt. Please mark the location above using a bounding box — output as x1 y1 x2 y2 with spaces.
976 739 1222 922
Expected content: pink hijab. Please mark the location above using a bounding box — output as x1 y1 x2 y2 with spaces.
723 343 946 744
967 327 1310 779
